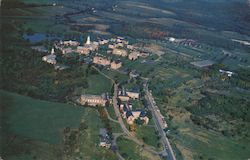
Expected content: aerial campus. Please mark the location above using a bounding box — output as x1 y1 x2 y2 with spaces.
1 0 250 160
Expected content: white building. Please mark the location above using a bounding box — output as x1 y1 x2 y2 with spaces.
219 69 234 77
42 48 56 64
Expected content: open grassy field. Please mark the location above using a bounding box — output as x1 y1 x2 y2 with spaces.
0 90 116 160
135 125 162 151
172 119 250 160
117 136 161 160
85 74 112 95
116 137 142 160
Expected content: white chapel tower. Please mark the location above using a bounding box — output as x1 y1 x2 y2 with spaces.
86 35 91 45
51 48 55 55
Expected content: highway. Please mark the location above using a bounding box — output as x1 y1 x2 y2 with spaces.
144 82 176 160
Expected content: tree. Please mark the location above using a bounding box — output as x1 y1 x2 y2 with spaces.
146 110 152 119
135 118 145 125
27 28 34 35
129 124 136 132
79 122 88 131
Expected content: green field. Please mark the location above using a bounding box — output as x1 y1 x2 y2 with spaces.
135 126 161 150
172 122 250 160
116 137 143 160
84 74 112 95
0 90 116 160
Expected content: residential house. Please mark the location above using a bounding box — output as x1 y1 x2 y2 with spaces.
99 128 111 148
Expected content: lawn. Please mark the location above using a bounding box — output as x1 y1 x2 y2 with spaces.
85 74 112 95
102 69 129 83
130 99 144 110
106 105 117 120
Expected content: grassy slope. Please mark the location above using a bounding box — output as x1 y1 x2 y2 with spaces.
116 137 144 160
85 74 112 95
0 90 85 144
173 122 250 160
0 90 116 160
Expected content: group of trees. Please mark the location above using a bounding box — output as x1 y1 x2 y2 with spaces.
97 107 113 136
63 121 88 157
187 92 250 138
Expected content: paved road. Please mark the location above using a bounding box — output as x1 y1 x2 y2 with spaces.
144 82 176 160
112 133 126 160
104 108 119 123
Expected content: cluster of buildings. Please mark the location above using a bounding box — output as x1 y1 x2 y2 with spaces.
117 87 149 125
76 36 99 55
107 37 147 61
42 35 150 72
119 103 149 125
54 36 99 55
